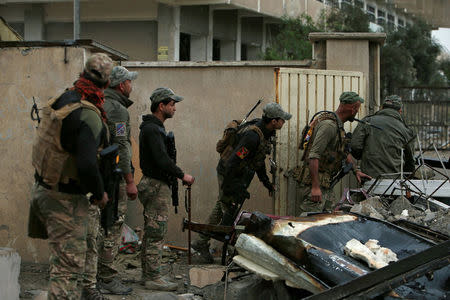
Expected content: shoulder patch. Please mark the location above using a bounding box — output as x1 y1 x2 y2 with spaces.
115 122 126 136
236 146 250 159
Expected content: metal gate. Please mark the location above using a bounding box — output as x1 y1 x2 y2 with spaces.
274 68 366 216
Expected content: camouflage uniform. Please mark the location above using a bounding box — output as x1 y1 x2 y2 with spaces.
96 80 136 282
350 96 416 178
194 103 292 253
97 182 128 280
137 176 171 279
83 204 100 289
28 53 112 300
295 92 364 215
138 88 185 282
29 184 90 300
296 117 344 214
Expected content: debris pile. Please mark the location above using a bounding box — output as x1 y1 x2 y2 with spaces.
344 239 398 269
350 196 450 236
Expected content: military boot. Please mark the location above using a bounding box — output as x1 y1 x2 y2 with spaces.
143 276 178 291
81 287 111 300
192 239 214 264
97 278 132 295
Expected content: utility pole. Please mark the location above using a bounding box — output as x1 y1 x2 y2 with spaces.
73 0 80 40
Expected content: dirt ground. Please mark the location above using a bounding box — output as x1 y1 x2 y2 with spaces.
19 248 201 299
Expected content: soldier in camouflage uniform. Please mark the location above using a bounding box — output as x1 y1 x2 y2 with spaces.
295 92 371 215
350 95 416 178
192 103 291 264
138 87 195 291
28 53 112 300
82 66 139 296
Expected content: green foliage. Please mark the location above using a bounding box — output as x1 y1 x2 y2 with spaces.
318 4 370 32
438 57 450 85
263 15 319 60
381 19 447 96
262 6 448 95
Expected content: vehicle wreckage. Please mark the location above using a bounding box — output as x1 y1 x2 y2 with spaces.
183 210 449 299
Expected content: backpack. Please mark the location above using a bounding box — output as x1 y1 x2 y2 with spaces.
299 111 342 161
216 118 260 159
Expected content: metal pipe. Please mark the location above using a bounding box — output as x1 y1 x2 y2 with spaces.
416 136 428 208
432 143 449 178
401 148 404 204
186 186 192 264
73 0 80 40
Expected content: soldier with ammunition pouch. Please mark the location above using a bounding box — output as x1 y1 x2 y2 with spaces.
295 92 371 215
192 102 291 264
28 53 112 300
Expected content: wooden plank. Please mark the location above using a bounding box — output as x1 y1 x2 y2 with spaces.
325 75 334 112
343 76 351 93
287 74 300 215
276 72 291 216
351 76 359 93
299 73 309 163
308 74 317 118
334 76 343 111
316 74 325 113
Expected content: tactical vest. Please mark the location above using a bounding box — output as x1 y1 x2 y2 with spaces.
220 123 271 171
32 94 105 187
296 112 346 188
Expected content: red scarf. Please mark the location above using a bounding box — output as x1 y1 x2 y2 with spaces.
72 74 107 122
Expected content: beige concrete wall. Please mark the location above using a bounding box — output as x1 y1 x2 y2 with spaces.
0 47 86 263
326 40 370 110
0 47 283 262
123 64 277 248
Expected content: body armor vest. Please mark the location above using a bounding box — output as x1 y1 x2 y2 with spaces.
297 112 346 188
32 94 104 187
219 123 271 171
239 125 271 171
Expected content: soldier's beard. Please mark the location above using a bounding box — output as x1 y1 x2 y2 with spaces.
163 111 174 119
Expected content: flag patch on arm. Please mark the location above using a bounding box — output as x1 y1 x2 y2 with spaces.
115 122 126 136
236 146 250 159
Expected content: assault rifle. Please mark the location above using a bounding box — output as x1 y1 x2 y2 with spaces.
167 131 179 214
99 144 122 236
330 161 354 189
241 99 262 125
330 132 354 189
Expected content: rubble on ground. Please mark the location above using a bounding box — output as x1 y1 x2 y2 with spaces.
350 195 450 236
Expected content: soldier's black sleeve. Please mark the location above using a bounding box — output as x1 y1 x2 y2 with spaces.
256 165 273 191
61 108 105 201
76 119 105 200
141 126 184 179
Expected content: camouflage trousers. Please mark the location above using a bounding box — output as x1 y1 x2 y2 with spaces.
295 184 337 216
196 172 252 248
29 183 89 300
83 204 100 289
137 176 171 280
83 181 128 287
97 180 128 281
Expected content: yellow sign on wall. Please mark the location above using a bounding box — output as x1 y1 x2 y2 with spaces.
157 46 169 61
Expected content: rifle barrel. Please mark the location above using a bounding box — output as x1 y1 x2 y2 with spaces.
242 99 262 124
354 118 383 130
